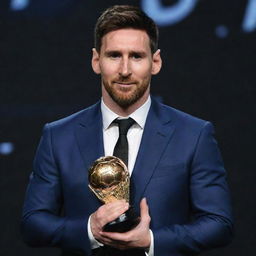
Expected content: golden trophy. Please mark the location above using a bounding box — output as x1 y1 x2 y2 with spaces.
88 156 139 232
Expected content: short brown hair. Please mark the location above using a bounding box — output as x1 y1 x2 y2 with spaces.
94 5 159 54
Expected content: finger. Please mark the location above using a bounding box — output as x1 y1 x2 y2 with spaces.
103 200 127 213
100 231 130 242
97 201 129 225
98 236 114 245
98 234 130 248
104 200 129 214
140 198 151 224
105 199 127 208
103 203 128 217
140 198 149 217
105 204 129 223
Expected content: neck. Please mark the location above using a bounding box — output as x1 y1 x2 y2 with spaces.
102 88 150 117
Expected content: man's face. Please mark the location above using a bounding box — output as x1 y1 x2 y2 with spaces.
92 29 161 108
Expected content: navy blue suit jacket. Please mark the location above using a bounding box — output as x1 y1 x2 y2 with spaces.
22 99 233 255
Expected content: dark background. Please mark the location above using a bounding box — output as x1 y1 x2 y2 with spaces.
1 0 256 255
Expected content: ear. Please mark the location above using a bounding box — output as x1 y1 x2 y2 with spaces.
151 49 162 75
91 48 101 74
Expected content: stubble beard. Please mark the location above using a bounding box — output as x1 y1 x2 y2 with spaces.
102 78 150 109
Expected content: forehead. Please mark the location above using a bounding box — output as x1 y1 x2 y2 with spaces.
101 29 151 52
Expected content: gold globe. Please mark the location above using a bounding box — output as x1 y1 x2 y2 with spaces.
88 156 130 204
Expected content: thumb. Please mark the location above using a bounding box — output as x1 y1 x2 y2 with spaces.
140 198 151 224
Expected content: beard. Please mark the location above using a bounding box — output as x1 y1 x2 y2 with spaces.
102 77 150 108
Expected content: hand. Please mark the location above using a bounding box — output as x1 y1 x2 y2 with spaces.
90 200 129 244
99 198 151 250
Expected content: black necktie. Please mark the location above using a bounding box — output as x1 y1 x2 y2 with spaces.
113 118 135 166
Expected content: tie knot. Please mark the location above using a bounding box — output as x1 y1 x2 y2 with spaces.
114 118 135 135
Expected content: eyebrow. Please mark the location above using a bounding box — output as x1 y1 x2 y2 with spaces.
104 50 147 57
104 50 120 56
129 51 147 57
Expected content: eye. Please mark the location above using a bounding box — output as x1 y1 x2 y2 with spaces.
107 52 121 59
131 53 142 60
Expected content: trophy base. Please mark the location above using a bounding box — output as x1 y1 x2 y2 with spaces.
103 206 140 232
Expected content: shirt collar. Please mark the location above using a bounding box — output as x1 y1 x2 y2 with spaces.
101 96 151 130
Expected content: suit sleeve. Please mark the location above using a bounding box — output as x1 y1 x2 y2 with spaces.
153 122 233 255
21 124 91 255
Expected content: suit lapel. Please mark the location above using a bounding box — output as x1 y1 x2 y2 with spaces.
131 100 176 207
75 102 104 171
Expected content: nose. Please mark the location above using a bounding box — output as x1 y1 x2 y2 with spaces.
119 58 131 77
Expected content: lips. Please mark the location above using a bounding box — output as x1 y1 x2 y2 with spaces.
114 81 136 86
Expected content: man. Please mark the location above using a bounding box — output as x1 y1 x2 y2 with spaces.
21 5 233 256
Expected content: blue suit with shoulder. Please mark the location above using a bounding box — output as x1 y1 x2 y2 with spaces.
21 99 233 256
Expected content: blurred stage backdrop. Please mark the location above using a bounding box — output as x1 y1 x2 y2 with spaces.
1 0 256 255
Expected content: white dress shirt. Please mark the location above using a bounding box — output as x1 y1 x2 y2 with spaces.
88 96 154 255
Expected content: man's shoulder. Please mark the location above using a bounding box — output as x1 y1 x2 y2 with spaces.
47 101 101 130
155 100 209 128
155 101 214 140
